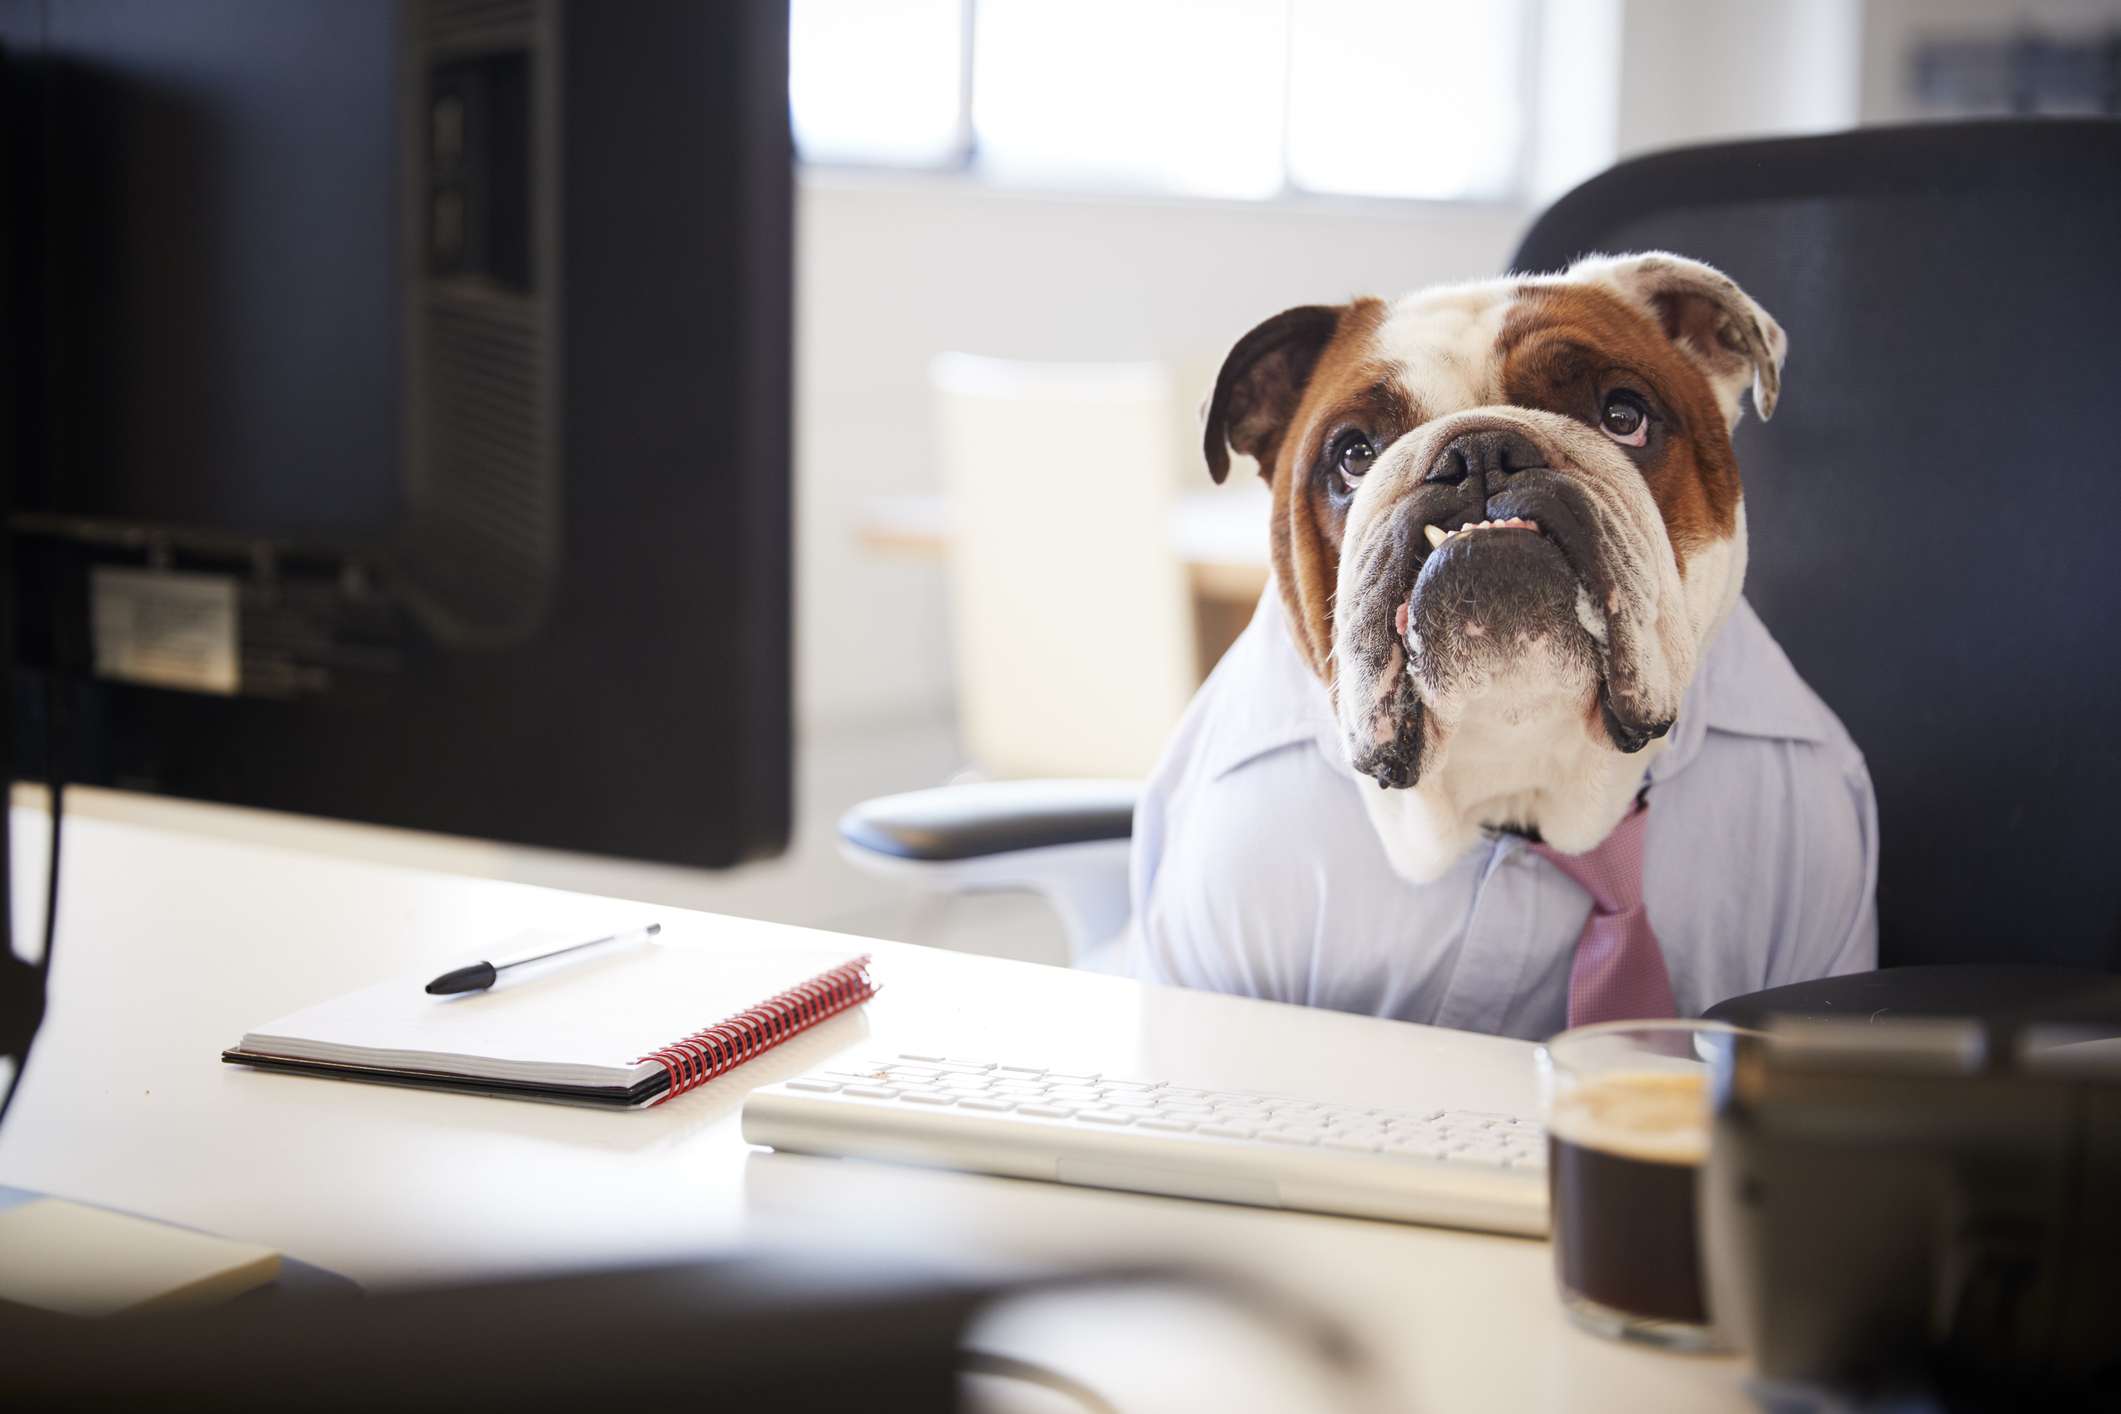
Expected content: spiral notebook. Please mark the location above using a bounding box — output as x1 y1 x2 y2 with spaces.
223 941 876 1109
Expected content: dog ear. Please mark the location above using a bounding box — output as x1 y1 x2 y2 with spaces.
1202 305 1343 484
1574 253 1788 426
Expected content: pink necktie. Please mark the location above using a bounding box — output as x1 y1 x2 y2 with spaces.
1530 801 1677 1028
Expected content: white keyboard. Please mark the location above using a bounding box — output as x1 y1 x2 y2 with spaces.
741 1052 1549 1237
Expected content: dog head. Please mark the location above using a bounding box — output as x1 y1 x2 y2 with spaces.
1204 253 1785 880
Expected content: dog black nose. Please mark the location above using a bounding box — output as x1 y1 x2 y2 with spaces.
1423 429 1547 495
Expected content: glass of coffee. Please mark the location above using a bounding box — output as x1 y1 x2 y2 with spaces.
1536 1019 1742 1353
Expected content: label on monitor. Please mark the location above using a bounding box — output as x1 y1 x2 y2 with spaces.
91 567 241 695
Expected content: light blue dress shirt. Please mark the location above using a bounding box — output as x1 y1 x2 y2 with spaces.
1127 591 1879 1041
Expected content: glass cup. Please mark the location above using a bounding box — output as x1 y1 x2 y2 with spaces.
1535 1019 1744 1353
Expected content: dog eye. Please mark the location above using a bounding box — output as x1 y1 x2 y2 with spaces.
1336 433 1376 485
1600 393 1649 447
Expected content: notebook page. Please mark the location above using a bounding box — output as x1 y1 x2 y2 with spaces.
238 943 863 1089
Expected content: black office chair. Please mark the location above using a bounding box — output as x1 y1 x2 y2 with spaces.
1512 118 2121 978
847 119 2121 988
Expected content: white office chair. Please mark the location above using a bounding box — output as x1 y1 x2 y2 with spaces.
838 778 1138 971
930 353 1197 780
849 354 1192 969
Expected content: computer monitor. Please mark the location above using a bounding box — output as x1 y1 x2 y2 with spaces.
0 0 792 869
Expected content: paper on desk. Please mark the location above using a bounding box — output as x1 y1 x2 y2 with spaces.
0 1197 280 1318
236 943 865 1090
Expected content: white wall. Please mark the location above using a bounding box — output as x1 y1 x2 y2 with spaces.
793 177 1530 730
1859 0 2121 122
1615 0 1863 159
791 0 1987 735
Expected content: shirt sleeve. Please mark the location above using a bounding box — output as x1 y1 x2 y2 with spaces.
1649 727 1881 1016
1728 731 1880 997
1131 742 1341 1004
1794 747 1880 982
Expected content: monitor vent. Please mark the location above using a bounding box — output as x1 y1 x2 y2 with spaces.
399 290 557 641
397 0 560 651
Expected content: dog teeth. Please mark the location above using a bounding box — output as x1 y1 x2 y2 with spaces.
1424 517 1541 551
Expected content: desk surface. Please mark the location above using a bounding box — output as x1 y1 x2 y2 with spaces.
0 806 1752 1412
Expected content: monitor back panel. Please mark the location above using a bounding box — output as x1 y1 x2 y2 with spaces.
2 0 792 868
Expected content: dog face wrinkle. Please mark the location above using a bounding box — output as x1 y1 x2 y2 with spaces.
1205 253 1784 881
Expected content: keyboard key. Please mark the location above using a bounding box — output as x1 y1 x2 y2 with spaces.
997 1065 1046 1075
1262 1131 1318 1146
898 1053 946 1063
785 1079 842 1093
1381 1142 1445 1160
1100 1080 1159 1094
1044 1070 1099 1082
1198 1124 1256 1140
1136 1118 1195 1132
843 1086 900 1100
1017 1105 1077 1119
1443 1146 1509 1164
944 1058 996 1069
901 1093 955 1106
1078 1112 1132 1126
1159 1088 1206 1098
958 1098 1015 1112
1322 1138 1379 1153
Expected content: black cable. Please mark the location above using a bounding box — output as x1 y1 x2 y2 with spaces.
0 665 69 1132
959 1350 1122 1414
41 776 63 976
959 1266 1379 1414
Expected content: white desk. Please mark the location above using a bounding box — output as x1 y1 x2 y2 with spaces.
0 807 1753 1412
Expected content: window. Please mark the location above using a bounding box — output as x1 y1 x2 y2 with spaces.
790 0 1538 203
789 0 967 167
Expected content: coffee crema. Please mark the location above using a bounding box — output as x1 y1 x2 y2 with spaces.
1548 1070 1711 1327
1547 1068 1710 1164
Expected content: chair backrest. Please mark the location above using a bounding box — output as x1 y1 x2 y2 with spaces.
930 353 1196 779
1512 119 2121 972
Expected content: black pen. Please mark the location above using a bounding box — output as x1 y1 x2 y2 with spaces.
424 923 661 995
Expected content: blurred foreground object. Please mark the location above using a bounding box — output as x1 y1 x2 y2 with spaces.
0 1253 1376 1414
0 1255 986 1411
1705 986 2121 1412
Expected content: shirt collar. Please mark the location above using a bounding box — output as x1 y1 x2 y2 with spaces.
1200 586 1350 784
1650 594 1841 782
1204 588 1836 787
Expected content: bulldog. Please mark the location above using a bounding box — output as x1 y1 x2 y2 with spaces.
1128 253 1877 1036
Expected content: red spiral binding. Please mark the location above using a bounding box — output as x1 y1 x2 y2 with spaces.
635 955 877 1105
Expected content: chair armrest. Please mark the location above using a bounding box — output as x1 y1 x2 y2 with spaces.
838 780 1141 862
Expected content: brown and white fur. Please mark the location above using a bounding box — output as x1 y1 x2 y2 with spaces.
1204 253 1787 881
